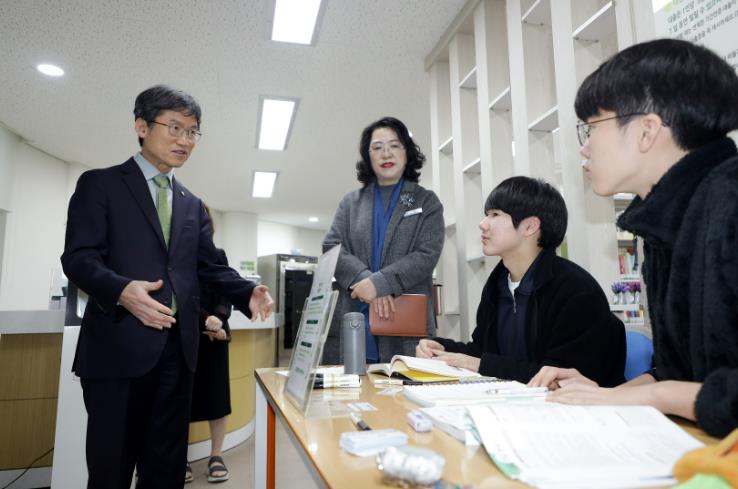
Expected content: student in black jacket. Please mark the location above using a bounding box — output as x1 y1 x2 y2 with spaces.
416 176 625 387
529 39 738 438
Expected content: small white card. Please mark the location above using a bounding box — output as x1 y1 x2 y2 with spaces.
403 207 423 217
346 402 377 412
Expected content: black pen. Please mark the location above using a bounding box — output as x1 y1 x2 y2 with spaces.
350 412 371 431
402 380 424 385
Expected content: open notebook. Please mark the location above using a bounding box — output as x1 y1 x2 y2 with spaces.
366 355 481 383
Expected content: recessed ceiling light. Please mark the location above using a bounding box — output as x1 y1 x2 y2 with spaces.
308 217 319 223
252 171 279 198
271 0 322 45
257 97 298 150
37 64 64 77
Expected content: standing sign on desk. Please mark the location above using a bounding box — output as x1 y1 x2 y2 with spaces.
284 245 340 412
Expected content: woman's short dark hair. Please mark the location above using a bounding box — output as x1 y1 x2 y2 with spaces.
485 176 567 249
133 85 202 146
575 38 738 150
355 117 425 186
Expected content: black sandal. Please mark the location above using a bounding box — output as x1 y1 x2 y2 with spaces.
207 456 229 483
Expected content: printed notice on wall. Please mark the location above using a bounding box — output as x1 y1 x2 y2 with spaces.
653 0 738 71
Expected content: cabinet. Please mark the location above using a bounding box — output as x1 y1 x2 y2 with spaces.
427 0 654 340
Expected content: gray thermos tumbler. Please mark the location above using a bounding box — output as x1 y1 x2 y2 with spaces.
342 312 366 375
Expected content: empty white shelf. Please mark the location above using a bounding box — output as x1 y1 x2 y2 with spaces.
528 106 559 132
522 0 550 25
462 157 481 174
459 67 478 89
439 136 454 155
572 2 616 43
488 86 512 111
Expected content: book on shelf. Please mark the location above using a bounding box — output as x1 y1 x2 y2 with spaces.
366 355 481 383
403 380 547 407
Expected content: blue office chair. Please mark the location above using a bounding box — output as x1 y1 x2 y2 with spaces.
624 331 653 381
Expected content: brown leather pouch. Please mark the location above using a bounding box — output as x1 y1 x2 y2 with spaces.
369 294 427 337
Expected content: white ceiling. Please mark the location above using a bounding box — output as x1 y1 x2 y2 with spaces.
0 0 465 230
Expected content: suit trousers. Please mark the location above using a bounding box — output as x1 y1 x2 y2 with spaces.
81 324 194 489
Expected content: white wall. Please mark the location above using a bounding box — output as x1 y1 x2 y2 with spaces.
0 126 17 212
0 134 73 310
257 220 325 258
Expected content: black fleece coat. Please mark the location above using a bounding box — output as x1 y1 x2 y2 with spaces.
617 137 738 438
433 249 626 386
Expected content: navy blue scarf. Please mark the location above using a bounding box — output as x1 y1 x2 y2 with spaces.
360 178 404 362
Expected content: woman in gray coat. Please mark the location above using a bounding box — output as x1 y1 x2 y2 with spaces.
322 117 444 364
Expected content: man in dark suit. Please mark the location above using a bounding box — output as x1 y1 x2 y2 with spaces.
61 85 273 489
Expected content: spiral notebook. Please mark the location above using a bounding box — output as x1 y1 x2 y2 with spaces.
403 380 547 407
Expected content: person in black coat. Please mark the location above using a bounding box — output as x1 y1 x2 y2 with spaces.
417 176 625 387
186 206 233 484
529 39 738 438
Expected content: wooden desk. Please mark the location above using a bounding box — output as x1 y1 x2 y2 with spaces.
253 369 717 489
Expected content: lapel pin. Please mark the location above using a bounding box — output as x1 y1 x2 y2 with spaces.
180 191 185 197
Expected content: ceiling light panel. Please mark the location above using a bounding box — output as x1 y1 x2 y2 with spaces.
271 0 322 45
257 97 298 150
252 171 279 198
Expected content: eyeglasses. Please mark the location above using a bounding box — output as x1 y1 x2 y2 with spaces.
369 142 405 154
150 121 202 142
576 113 648 146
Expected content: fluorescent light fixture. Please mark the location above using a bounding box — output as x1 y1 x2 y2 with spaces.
257 97 298 150
308 216 319 223
271 0 322 45
37 64 64 77
252 171 279 198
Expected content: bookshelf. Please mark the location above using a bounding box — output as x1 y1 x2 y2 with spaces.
425 0 650 340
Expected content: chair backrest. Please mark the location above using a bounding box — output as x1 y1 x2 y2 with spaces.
624 330 654 381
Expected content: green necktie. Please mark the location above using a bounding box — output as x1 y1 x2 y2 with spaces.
153 174 176 315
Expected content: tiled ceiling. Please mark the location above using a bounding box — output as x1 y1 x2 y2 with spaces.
0 0 466 229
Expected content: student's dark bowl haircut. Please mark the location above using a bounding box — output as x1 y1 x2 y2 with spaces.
485 176 567 249
355 117 425 187
575 38 738 150
133 85 202 146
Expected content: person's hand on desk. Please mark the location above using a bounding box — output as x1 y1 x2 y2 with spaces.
371 295 395 320
204 315 223 332
431 352 481 372
249 285 274 321
528 366 598 390
416 339 445 359
119 279 176 330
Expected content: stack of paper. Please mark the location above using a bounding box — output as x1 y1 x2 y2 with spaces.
419 406 480 446
339 429 408 457
403 380 547 407
467 404 704 489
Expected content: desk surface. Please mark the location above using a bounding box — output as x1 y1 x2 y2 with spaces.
255 369 718 489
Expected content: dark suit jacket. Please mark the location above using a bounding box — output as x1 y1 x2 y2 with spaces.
61 158 255 379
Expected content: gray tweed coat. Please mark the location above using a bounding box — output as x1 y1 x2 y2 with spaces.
321 180 444 364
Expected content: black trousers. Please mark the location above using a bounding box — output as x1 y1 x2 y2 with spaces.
81 326 194 489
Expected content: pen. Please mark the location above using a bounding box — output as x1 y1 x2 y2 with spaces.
350 412 371 431
402 380 424 385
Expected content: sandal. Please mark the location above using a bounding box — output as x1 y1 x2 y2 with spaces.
207 455 229 483
185 462 194 483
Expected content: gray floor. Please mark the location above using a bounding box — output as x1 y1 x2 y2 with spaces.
189 345 319 489
188 420 321 489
